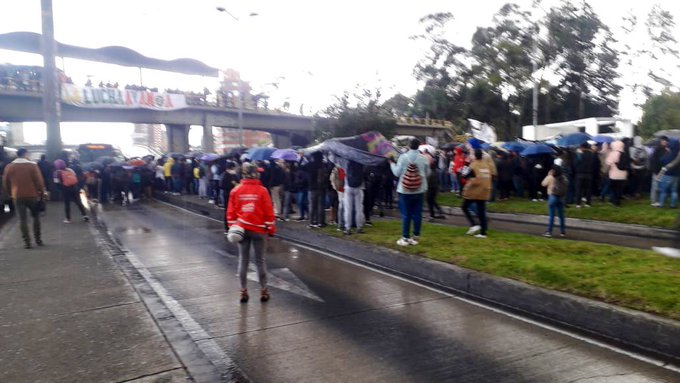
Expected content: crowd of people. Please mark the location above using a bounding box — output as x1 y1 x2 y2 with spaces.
32 133 675 241
4 133 680 298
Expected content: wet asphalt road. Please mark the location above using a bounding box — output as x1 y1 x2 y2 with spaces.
98 201 678 383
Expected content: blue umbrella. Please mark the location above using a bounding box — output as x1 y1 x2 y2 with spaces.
520 144 555 157
555 132 592 148
593 135 614 144
200 153 220 161
245 147 278 161
271 148 299 161
501 142 527 152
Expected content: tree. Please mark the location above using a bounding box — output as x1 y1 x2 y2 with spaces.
314 88 397 141
637 92 680 138
546 0 621 119
618 4 680 120
382 93 413 117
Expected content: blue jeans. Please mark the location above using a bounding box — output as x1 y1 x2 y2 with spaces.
547 195 565 234
296 190 308 219
398 193 423 239
658 175 679 208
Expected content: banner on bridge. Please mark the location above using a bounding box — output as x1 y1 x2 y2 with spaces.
60 84 187 110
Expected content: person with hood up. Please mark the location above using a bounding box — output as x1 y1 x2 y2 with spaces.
628 136 649 198
605 140 628 207
226 162 276 303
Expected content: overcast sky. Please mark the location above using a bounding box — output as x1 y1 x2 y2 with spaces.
2 0 679 147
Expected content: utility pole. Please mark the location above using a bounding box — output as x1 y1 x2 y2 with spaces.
532 26 539 130
41 0 62 161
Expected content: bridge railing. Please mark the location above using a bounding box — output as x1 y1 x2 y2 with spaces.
0 79 298 116
0 77 42 94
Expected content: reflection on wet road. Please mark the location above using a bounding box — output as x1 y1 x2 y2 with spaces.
99 201 678 383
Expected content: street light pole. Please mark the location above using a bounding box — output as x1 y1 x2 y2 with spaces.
238 91 244 147
41 0 62 161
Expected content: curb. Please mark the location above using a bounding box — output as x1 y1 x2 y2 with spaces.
440 205 677 240
155 193 680 363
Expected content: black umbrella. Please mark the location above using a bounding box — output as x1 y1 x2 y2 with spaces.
440 142 458 150
226 147 248 158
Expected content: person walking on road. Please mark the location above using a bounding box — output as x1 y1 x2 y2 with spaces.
226 162 276 303
2 148 45 248
54 159 89 224
390 138 430 246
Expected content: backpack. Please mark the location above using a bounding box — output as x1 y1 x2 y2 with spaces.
61 168 78 187
401 162 422 191
551 175 568 197
616 151 631 171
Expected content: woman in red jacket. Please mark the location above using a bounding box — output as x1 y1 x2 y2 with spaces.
226 162 276 303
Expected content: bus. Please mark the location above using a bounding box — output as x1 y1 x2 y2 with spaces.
77 143 126 163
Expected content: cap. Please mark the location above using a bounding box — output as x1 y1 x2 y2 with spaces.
226 225 245 243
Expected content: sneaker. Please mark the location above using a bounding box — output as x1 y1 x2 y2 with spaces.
651 202 661 207
36 239 44 246
542 232 552 238
575 205 581 208
24 243 31 249
364 221 373 227
295 217 306 221
63 219 71 224
343 230 351 236
208 200 215 204
531 199 538 202
651 247 680 259
396 238 410 246
82 216 89 222
559 233 566 237
355 228 363 234
584 204 591 208
466 225 481 235
408 237 419 245
474 234 487 238
260 288 270 302
239 289 249 303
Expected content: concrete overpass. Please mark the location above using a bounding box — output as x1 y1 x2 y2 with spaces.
0 88 316 152
0 87 454 152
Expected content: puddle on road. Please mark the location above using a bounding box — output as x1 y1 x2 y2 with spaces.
114 227 153 235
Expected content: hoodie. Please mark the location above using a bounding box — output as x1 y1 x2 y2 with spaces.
606 141 628 181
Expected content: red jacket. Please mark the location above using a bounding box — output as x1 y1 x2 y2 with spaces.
226 179 276 235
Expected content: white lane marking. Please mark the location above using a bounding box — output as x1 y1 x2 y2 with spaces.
94 217 249 381
248 268 325 303
158 198 680 373
212 243 324 302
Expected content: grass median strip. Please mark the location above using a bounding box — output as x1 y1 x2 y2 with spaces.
323 221 680 320
437 194 679 229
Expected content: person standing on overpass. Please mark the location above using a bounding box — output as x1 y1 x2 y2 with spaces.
2 148 45 248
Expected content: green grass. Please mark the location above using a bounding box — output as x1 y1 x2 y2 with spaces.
437 193 679 229
324 221 680 320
